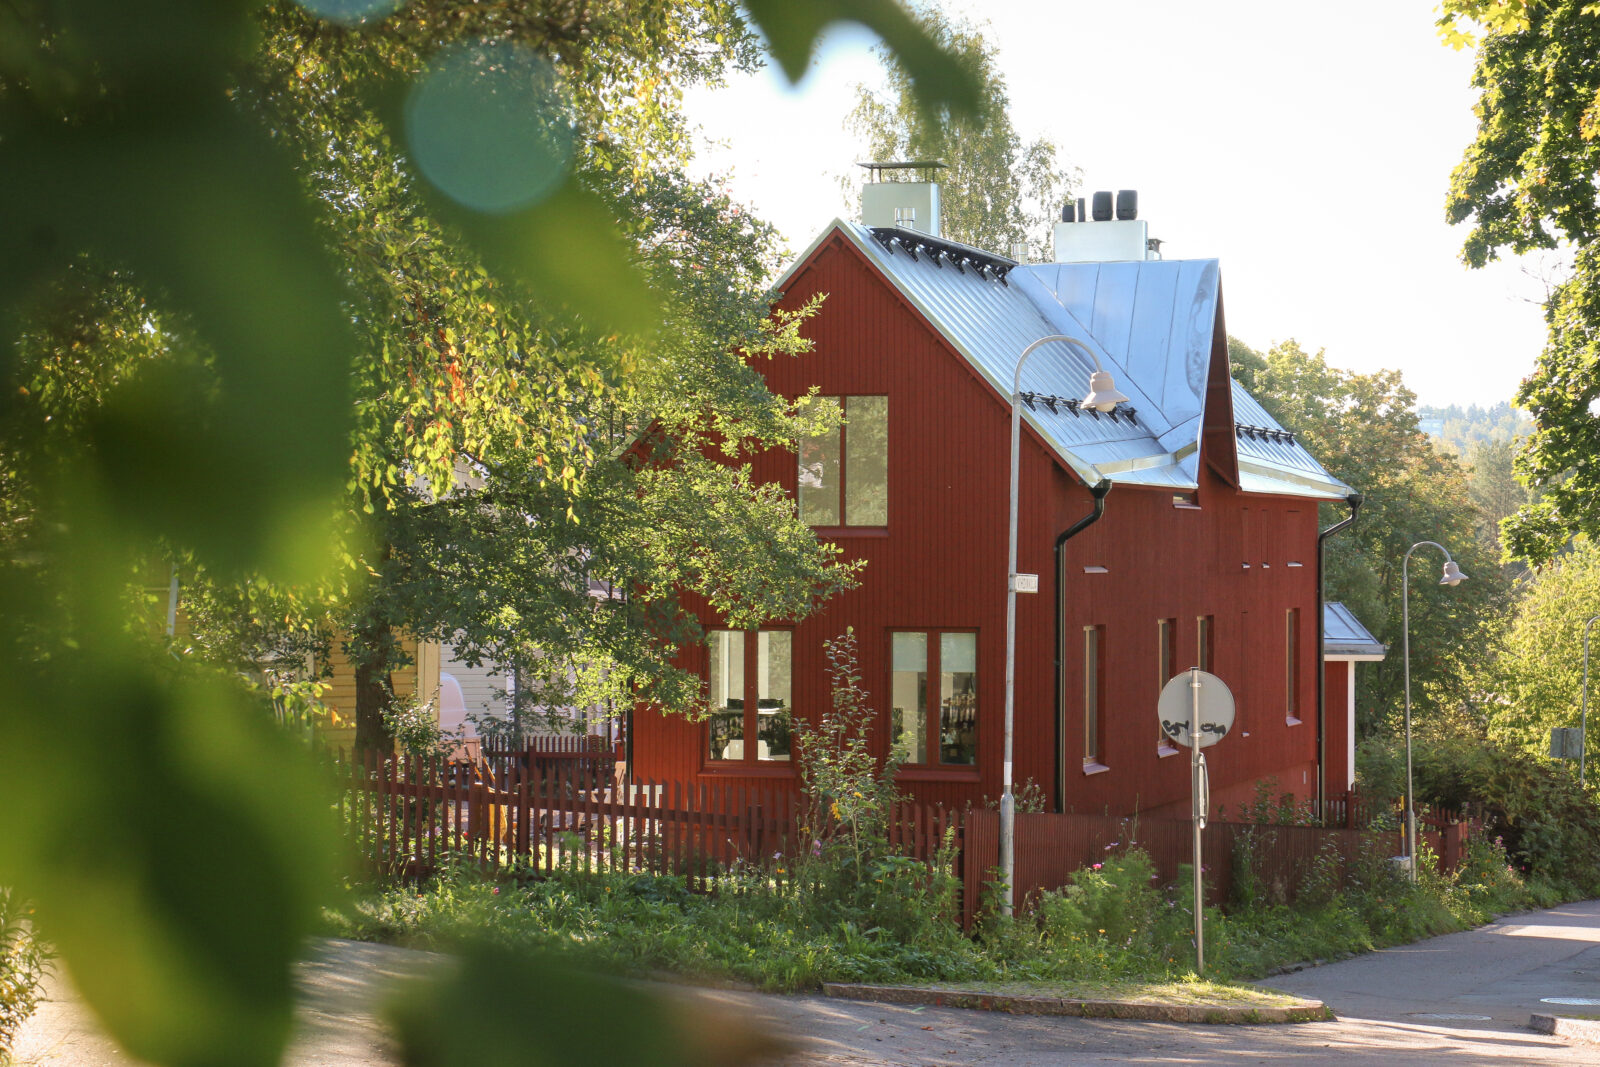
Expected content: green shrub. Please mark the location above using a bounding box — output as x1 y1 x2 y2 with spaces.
0 888 47 1062
790 630 962 944
1361 728 1600 896
1039 849 1162 950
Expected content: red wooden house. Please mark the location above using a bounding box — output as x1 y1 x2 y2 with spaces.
631 182 1360 819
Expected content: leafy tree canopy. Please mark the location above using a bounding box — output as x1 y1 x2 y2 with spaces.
0 3 976 1065
1416 401 1532 456
1475 537 1600 772
843 10 1075 259
1441 0 1600 564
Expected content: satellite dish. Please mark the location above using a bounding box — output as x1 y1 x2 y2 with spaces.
1157 669 1235 748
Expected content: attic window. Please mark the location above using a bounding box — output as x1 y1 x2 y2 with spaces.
798 396 888 526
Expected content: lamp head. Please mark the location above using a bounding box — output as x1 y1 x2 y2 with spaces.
1440 560 1467 586
1082 369 1129 413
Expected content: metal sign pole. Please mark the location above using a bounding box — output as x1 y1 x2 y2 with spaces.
1190 666 1204 975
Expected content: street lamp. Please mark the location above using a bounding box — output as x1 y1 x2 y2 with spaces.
1582 615 1599 788
1401 540 1467 881
1002 334 1127 916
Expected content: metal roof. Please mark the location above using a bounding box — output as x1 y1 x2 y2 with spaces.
1324 602 1386 658
781 220 1353 500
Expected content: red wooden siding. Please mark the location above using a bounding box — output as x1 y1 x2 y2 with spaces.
633 230 1326 819
1324 660 1353 793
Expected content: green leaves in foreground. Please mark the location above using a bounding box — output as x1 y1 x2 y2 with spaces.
387 945 789 1067
0 649 339 1067
0 3 984 1066
743 0 981 120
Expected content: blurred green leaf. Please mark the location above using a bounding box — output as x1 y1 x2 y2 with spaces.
743 0 981 119
0 540 340 1066
426 182 660 338
387 944 789 1067
1 99 353 580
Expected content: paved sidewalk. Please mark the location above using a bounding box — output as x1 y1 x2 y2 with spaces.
1265 898 1600 1031
12 940 438 1067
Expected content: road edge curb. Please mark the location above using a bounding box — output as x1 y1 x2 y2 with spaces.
820 983 1333 1024
1530 1013 1600 1045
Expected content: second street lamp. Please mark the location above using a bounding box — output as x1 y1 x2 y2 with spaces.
1400 540 1467 881
1582 615 1599 788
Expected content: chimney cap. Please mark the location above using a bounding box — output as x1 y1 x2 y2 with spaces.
858 160 947 182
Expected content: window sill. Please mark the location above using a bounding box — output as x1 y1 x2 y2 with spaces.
1285 715 1303 727
1156 744 1180 758
896 766 981 782
1082 761 1111 776
811 526 889 539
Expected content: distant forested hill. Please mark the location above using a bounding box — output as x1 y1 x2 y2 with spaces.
1416 401 1532 456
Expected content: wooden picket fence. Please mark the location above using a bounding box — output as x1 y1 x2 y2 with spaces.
335 749 962 893
335 751 1479 929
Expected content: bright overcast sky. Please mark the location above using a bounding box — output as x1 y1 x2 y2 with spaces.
682 0 1555 410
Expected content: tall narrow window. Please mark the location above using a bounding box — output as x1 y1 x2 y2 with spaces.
940 632 978 765
890 629 976 766
844 395 888 525
1157 618 1178 750
1285 608 1301 723
798 395 888 526
707 629 792 763
1197 615 1214 673
891 632 928 764
797 398 841 525
1084 625 1106 766
708 630 745 760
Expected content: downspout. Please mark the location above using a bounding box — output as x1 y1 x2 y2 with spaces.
1053 479 1113 813
1316 492 1362 822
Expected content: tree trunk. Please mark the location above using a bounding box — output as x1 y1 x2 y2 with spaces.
353 617 395 756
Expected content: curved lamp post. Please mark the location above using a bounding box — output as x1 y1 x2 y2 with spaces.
1001 334 1127 915
1401 540 1467 881
1582 615 1600 788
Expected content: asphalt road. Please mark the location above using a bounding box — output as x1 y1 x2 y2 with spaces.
722 898 1600 1065
13 899 1600 1065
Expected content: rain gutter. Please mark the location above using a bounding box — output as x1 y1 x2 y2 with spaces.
1053 478 1113 812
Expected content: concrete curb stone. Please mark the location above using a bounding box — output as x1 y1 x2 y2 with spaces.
1530 1013 1600 1045
820 982 1333 1024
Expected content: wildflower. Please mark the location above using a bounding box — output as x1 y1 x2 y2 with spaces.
1105 841 1119 851
812 840 823 856
492 887 500 895
1091 863 1103 870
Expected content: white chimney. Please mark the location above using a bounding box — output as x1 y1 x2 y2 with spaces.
858 161 944 238
1053 188 1155 263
